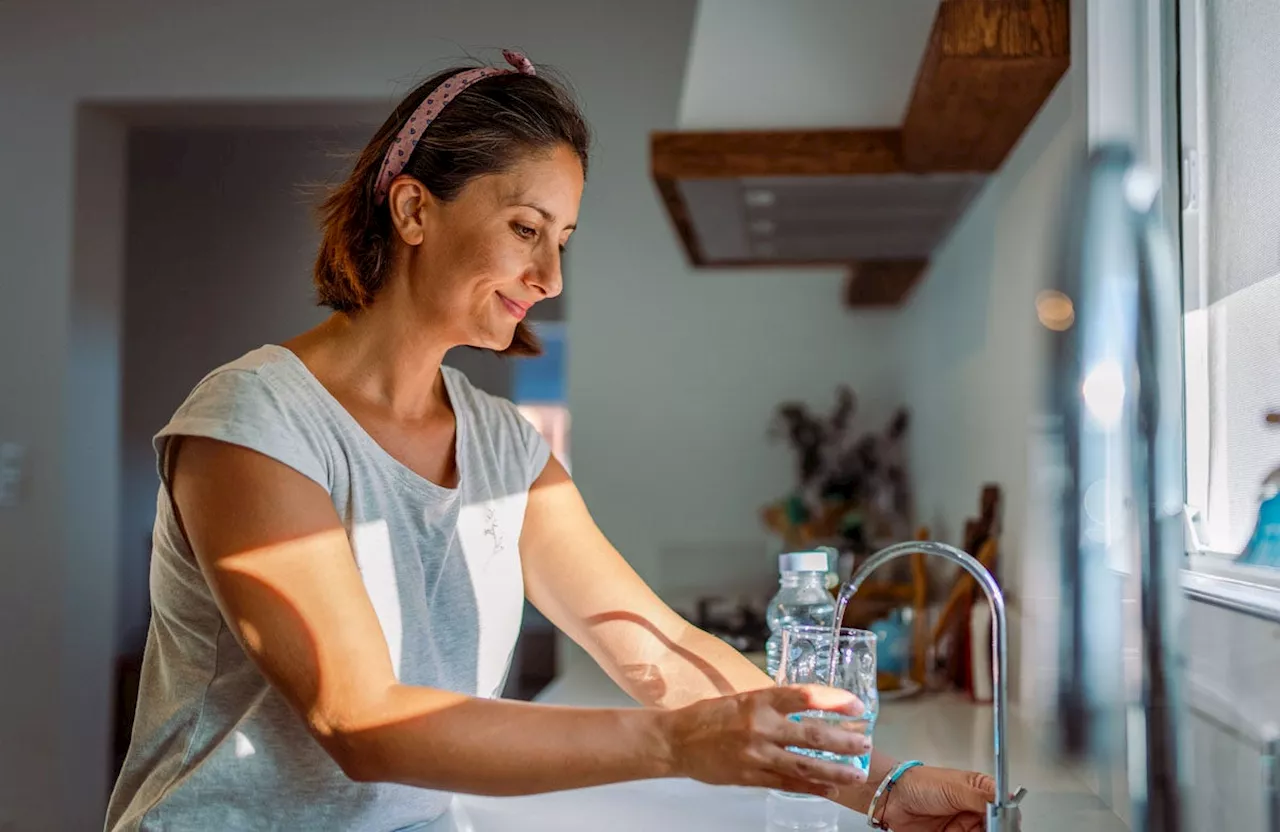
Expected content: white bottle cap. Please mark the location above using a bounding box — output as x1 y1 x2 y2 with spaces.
778 550 830 573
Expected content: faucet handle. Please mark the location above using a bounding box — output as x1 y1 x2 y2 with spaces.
987 786 1029 831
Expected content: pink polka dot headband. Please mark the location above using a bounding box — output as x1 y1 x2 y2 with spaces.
373 50 537 205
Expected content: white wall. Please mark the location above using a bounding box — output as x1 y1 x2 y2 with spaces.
574 259 905 601
679 0 939 129
899 82 1080 601
63 107 130 832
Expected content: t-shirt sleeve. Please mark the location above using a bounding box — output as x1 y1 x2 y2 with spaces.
471 388 552 490
507 401 553 489
153 368 330 491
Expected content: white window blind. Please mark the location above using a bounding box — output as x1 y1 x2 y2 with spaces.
1183 0 1280 554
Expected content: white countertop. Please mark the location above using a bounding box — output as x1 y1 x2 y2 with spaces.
444 655 1128 831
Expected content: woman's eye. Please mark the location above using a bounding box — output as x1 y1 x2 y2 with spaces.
514 224 537 240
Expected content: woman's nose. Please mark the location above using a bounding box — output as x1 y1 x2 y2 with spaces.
528 244 564 299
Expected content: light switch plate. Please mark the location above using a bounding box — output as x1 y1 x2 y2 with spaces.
0 442 24 507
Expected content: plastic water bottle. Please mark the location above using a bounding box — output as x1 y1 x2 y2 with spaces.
765 551 837 679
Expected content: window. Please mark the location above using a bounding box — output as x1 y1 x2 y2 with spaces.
513 321 571 470
1179 0 1280 570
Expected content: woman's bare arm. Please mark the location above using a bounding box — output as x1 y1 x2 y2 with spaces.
520 455 899 806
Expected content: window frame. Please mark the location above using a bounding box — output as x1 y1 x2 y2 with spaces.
1174 0 1280 612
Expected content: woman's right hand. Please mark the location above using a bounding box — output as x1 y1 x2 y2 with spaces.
659 685 871 798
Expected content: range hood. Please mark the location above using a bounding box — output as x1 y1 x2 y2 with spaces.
652 0 1070 306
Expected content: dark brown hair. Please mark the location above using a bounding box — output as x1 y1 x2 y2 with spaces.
313 61 591 356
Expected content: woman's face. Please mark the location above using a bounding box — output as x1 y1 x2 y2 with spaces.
393 144 584 351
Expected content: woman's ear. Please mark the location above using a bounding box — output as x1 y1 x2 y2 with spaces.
387 177 433 246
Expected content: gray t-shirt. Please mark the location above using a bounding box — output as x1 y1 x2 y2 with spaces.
106 345 551 832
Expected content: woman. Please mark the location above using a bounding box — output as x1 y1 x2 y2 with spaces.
106 51 996 832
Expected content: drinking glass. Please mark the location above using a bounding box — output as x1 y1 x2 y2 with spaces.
773 624 878 778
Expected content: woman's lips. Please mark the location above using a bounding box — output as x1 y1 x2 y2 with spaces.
498 293 530 320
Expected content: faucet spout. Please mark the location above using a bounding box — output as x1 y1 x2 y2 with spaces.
835 541 1023 832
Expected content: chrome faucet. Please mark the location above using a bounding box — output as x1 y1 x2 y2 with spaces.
834 541 1027 832
1049 143 1189 830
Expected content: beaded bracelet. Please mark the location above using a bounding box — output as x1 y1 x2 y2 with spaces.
865 760 924 829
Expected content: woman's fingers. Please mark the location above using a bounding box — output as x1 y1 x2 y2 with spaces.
771 713 872 758
769 684 865 717
663 686 869 794
762 744 866 787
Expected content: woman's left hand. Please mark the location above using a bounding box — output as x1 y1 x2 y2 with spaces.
859 765 997 832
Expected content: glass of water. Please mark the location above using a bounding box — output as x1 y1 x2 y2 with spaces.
774 624 878 778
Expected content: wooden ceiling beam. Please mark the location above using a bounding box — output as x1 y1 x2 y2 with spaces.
844 260 931 307
901 0 1071 172
651 128 907 267
647 1 1070 307
651 128 905 179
